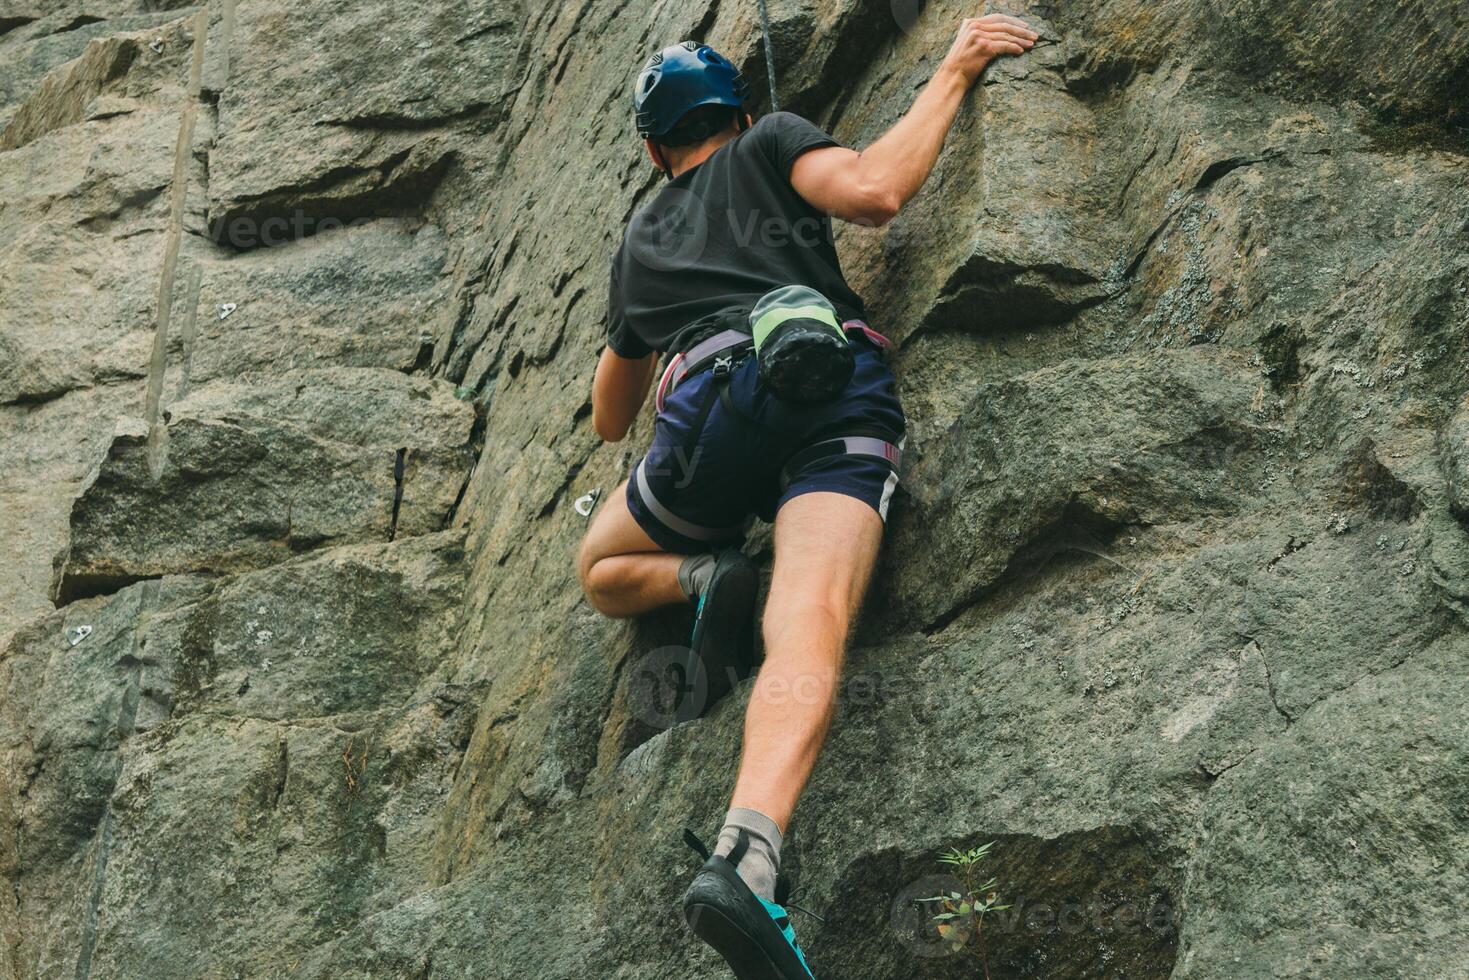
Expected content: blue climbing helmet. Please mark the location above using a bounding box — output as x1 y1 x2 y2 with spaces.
634 41 749 142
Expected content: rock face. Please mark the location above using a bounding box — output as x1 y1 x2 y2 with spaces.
2 2 1467 979
61 368 473 599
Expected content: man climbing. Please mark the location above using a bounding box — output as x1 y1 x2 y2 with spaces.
578 13 1036 978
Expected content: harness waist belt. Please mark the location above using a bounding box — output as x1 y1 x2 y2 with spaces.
656 328 751 413
655 321 893 414
682 328 754 373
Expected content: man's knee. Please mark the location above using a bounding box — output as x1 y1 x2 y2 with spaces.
762 591 849 650
579 561 624 617
576 535 614 612
580 537 649 618
576 528 597 584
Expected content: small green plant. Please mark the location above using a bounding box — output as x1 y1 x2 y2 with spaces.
918 842 1010 978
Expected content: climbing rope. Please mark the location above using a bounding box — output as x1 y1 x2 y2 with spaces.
755 0 779 111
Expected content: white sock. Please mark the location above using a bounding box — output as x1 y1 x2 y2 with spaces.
713 806 783 901
677 552 718 602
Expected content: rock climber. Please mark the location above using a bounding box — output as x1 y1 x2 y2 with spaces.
577 14 1036 978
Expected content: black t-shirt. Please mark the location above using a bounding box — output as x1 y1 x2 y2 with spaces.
606 112 867 358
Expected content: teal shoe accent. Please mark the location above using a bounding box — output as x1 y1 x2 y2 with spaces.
690 590 709 642
683 828 820 979
757 896 813 978
680 550 757 719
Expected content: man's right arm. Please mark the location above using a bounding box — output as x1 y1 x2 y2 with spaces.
790 13 1036 226
592 346 658 442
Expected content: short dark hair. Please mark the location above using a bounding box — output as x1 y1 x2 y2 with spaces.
655 104 740 147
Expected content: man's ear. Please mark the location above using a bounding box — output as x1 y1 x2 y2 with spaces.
743 112 754 129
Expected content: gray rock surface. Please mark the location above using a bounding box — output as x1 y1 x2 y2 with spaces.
2 1 1466 978
60 369 473 597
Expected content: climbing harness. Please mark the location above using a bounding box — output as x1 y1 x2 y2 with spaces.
647 296 902 525
778 432 901 492
655 327 753 414
655 313 894 414
655 286 895 411
755 0 780 112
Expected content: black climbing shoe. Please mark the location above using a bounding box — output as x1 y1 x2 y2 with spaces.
678 549 758 722
683 831 816 980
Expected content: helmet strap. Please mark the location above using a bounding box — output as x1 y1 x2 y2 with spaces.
651 142 673 179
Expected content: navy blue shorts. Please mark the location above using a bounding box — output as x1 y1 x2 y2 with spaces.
628 339 906 554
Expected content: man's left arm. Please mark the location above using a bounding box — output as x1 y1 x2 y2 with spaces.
592 347 658 442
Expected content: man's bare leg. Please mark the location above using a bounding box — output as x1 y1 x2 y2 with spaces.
730 491 884 829
577 478 688 618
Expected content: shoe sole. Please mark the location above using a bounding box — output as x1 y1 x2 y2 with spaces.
686 901 787 980
684 863 812 980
